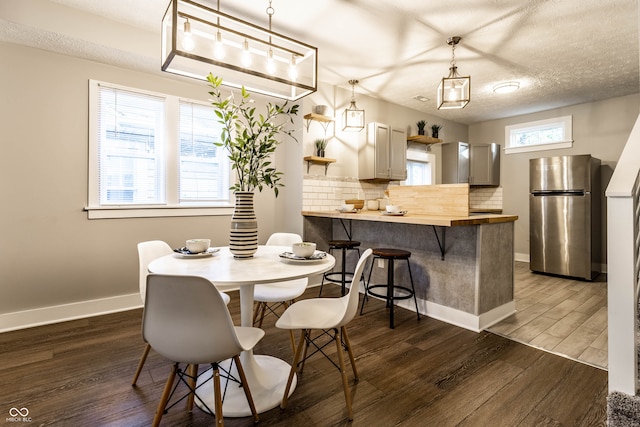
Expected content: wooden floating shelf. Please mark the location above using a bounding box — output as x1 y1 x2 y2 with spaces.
407 135 443 144
303 113 334 122
304 113 335 133
303 156 336 175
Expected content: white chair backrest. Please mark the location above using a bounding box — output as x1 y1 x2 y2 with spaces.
143 274 243 364
137 241 173 301
266 232 302 246
339 248 373 327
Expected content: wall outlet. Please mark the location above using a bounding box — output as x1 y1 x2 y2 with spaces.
377 259 385 268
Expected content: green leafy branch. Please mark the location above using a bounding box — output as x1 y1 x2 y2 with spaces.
207 73 299 197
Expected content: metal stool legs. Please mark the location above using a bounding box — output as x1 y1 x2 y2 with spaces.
360 255 420 328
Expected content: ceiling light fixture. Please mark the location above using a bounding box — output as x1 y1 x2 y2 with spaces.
343 80 365 132
493 81 520 94
161 0 317 101
437 36 471 110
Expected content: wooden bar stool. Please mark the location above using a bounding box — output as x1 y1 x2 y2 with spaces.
360 248 420 328
319 240 361 296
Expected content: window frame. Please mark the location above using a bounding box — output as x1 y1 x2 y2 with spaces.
402 149 436 186
504 115 573 155
87 80 233 219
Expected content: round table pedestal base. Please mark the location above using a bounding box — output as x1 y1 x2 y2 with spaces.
195 354 296 417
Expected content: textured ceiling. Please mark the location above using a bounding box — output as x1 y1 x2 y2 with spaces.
1 0 638 124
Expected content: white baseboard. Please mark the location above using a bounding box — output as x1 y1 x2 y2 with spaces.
515 252 530 263
0 293 142 333
361 288 516 333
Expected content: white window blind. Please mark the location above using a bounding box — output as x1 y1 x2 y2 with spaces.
179 102 230 202
97 86 166 205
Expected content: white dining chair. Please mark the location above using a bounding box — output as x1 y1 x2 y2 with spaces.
276 248 373 421
132 240 230 386
253 232 308 353
143 274 263 427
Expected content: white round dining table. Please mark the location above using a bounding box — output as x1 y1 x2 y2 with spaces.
147 245 335 417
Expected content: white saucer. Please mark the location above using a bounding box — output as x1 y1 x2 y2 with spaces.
279 251 327 263
174 247 221 258
382 211 408 216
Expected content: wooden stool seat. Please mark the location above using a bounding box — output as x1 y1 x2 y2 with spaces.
328 240 361 249
320 240 361 297
372 248 410 259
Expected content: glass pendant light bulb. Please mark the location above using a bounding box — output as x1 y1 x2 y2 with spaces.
288 55 298 81
241 39 252 67
266 48 276 74
214 31 225 60
181 20 194 52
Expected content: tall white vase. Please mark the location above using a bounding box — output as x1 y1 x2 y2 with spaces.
229 191 258 258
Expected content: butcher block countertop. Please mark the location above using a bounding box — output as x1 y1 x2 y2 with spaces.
302 210 518 227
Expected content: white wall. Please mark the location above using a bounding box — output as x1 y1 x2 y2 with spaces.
469 93 640 264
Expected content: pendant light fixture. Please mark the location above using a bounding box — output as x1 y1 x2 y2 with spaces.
343 80 365 132
437 36 471 110
161 0 317 101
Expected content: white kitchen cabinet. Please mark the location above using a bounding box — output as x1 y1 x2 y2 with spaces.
470 143 500 186
359 122 407 181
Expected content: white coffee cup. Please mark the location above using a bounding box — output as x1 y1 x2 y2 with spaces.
386 205 401 214
186 239 210 253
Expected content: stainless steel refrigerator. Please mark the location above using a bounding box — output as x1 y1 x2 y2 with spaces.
529 155 601 280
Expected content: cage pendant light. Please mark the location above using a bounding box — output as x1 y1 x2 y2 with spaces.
437 36 470 110
161 0 317 101
343 80 365 131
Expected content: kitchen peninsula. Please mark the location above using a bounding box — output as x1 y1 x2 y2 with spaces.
302 185 519 332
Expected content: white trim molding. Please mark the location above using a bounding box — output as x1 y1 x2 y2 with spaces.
0 293 142 333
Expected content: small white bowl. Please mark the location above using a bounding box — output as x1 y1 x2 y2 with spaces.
292 242 316 258
186 239 210 254
386 205 401 213
341 204 355 212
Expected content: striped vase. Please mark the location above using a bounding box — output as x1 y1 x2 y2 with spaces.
229 191 258 258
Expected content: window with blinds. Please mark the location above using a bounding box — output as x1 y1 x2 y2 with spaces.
97 86 166 205
88 80 232 218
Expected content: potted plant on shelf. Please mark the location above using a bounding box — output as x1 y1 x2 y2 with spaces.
416 120 427 135
314 138 327 157
207 73 299 258
431 123 442 139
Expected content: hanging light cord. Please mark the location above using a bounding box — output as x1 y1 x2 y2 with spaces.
267 0 274 44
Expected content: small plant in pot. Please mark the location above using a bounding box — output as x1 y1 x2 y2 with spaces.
314 138 328 157
431 123 442 139
416 120 427 135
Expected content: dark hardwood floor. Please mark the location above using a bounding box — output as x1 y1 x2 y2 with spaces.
1 285 607 426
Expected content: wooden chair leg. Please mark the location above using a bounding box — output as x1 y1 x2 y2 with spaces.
152 363 178 427
186 364 198 412
257 303 267 328
281 329 306 409
213 364 224 427
341 326 359 380
300 330 310 374
132 343 151 386
334 329 354 421
252 302 260 325
234 355 259 423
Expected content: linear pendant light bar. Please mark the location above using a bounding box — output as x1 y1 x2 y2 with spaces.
161 0 317 100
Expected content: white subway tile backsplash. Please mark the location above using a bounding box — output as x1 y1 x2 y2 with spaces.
303 176 503 213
